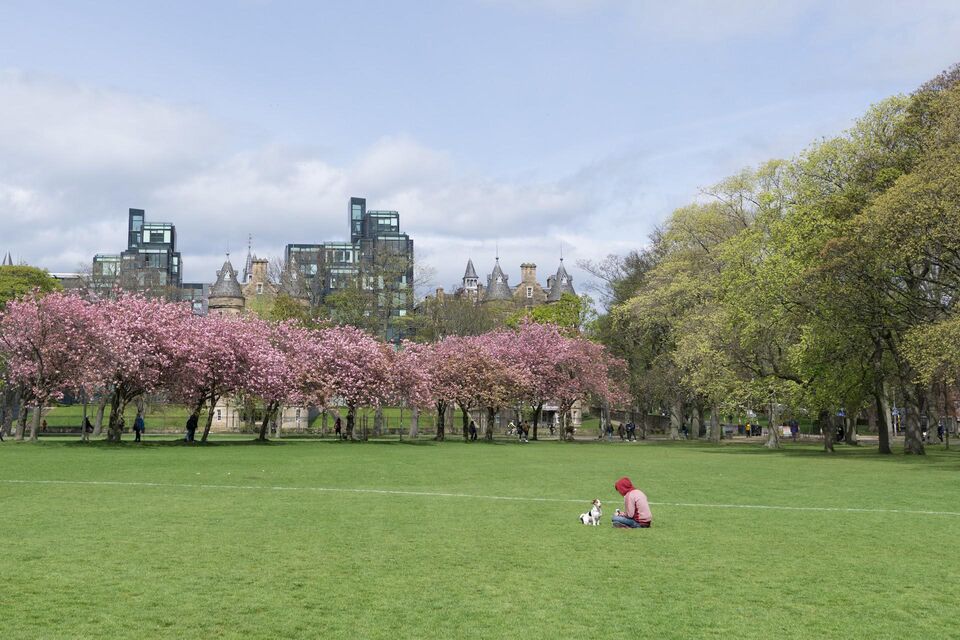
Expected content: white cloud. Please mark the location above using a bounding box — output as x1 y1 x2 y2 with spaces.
0 72 611 295
0 70 221 177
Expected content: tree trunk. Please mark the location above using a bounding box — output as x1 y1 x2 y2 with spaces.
93 395 107 437
201 395 219 443
346 405 356 440
843 412 858 445
485 406 495 441
710 403 721 444
373 406 384 437
531 402 543 440
669 398 682 440
15 399 28 440
29 403 42 442
0 386 12 438
874 390 892 455
819 410 834 453
866 403 877 434
434 400 445 441
258 401 277 441
409 407 419 438
902 383 926 455
245 397 256 432
694 403 705 439
764 401 780 449
460 404 470 441
107 391 129 443
562 408 574 440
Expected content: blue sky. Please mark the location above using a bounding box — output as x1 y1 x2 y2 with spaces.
1 0 959 297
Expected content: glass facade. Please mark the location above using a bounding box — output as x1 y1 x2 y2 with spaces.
287 196 414 340
93 208 205 312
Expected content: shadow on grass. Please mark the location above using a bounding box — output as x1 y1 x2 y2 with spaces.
672 439 960 468
61 438 288 449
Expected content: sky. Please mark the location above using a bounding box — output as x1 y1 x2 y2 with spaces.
1 0 959 300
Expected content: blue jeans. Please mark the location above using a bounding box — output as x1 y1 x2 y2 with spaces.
612 515 648 528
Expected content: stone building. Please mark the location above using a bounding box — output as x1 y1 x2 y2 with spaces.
240 249 280 314
207 256 245 316
443 257 576 309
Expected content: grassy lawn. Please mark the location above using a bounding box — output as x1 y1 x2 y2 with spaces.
43 404 194 429
1 437 958 639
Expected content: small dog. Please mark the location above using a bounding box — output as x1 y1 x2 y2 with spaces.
579 499 603 526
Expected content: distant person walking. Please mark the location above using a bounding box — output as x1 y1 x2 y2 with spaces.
612 477 652 529
468 420 478 441
334 417 342 439
185 413 198 443
84 417 94 434
133 414 145 442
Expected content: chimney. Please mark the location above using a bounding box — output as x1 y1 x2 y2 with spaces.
251 259 268 282
520 263 537 284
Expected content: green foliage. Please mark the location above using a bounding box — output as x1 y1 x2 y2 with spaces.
595 74 960 446
506 293 595 333
270 293 315 326
0 265 61 309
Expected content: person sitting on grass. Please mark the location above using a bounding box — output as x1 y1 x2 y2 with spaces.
612 476 652 529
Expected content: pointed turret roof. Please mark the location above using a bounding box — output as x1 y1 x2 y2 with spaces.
2 252 12 266
546 259 576 302
210 256 244 299
483 258 513 302
463 259 478 279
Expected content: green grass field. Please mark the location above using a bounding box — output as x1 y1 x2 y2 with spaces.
1 437 958 639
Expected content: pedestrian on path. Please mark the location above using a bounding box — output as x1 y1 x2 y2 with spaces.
185 413 198 443
133 414 145 442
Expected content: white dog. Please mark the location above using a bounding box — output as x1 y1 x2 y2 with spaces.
579 499 603 526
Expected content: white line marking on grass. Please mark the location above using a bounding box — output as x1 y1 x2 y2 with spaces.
3 479 959 518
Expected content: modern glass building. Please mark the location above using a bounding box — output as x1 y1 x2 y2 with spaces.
93 208 207 313
286 197 414 340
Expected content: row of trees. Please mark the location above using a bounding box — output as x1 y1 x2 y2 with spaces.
584 64 960 454
0 292 624 443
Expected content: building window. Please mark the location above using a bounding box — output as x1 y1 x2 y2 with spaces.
216 409 222 421
256 283 264 294
526 286 533 298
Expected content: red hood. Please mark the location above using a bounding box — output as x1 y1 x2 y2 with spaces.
615 477 635 496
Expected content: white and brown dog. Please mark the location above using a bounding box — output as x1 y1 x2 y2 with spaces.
579 499 603 526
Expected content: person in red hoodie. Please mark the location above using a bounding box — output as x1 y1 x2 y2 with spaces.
612 476 652 528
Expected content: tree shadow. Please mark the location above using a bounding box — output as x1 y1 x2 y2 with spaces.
62 437 288 448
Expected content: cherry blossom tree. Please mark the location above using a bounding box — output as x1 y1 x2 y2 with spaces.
313 325 393 440
0 292 99 441
471 330 530 440
390 340 434 438
551 336 628 440
88 295 195 442
241 318 316 441
507 320 569 440
167 314 264 442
